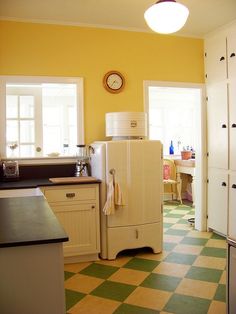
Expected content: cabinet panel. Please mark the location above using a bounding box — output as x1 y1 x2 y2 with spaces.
228 30 236 80
44 186 96 203
51 203 98 256
229 81 236 170
205 34 227 83
208 169 228 235
207 82 228 169
228 173 236 240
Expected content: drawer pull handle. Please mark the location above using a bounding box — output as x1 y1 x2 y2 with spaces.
232 184 236 189
222 124 227 128
220 56 225 61
66 193 75 198
232 123 236 128
135 229 139 239
230 52 236 58
222 182 227 187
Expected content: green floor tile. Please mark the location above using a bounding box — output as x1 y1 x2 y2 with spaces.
123 257 159 272
201 247 226 258
141 273 181 292
64 271 75 280
91 280 136 302
163 242 177 251
165 229 189 236
65 289 85 311
181 237 208 246
164 252 197 265
164 213 184 218
177 218 188 224
79 263 119 279
114 303 159 314
211 233 226 240
163 222 174 228
186 266 222 283
214 284 226 302
164 293 211 314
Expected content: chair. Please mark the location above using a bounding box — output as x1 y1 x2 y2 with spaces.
163 159 182 204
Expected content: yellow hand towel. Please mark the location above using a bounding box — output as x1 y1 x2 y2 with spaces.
114 182 125 207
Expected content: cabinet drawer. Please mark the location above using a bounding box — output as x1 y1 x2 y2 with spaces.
44 186 96 202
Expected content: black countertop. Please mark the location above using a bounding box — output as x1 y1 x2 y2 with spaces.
0 178 100 190
0 196 68 248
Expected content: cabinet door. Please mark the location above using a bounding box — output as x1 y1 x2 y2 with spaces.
106 140 162 227
207 82 228 169
208 168 228 235
51 203 99 256
229 80 236 171
228 29 236 80
205 34 227 83
228 173 236 240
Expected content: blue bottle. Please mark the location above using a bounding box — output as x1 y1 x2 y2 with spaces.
169 140 174 155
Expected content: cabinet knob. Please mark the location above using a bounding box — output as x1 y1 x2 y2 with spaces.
230 52 236 58
220 56 225 61
66 192 75 198
222 124 227 128
232 123 236 128
232 184 236 189
222 182 227 187
91 205 95 209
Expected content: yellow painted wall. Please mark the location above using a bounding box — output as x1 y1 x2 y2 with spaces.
0 20 204 144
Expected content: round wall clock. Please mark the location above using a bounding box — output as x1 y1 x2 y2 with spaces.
103 71 125 93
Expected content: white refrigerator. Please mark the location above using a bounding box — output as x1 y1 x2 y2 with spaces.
90 139 163 260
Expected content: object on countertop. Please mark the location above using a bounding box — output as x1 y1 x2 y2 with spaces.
181 150 192 160
169 140 174 155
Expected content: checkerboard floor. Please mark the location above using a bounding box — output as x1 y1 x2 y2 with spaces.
64 201 226 314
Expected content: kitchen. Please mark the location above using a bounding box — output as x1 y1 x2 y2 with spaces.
0 0 236 313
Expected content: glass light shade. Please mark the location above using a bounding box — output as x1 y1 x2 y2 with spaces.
144 0 189 34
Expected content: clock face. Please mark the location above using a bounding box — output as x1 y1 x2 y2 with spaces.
103 71 124 93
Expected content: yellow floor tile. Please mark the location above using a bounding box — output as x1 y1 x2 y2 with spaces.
64 273 104 294
163 234 184 243
170 223 193 231
187 230 212 239
170 209 190 215
136 251 170 261
163 217 180 224
64 262 92 273
125 286 172 311
207 300 226 314
96 256 132 267
173 244 203 255
206 239 227 249
175 278 217 300
193 255 226 270
108 268 149 286
153 262 190 278
68 295 120 314
219 270 227 284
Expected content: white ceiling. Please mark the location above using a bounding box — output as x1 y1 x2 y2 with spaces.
1 0 236 38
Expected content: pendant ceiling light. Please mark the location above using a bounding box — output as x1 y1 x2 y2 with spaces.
144 0 189 34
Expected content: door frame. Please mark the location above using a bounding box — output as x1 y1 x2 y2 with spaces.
144 80 207 231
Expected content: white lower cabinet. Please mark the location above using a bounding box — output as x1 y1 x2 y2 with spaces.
228 173 236 240
207 168 228 235
41 184 100 263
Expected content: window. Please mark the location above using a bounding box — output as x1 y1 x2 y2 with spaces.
145 83 201 156
0 77 84 158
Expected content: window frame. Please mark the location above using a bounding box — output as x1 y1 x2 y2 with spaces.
0 76 84 163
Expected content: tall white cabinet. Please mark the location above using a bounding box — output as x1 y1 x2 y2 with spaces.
205 22 236 236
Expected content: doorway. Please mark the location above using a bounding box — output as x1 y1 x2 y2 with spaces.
144 81 207 231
